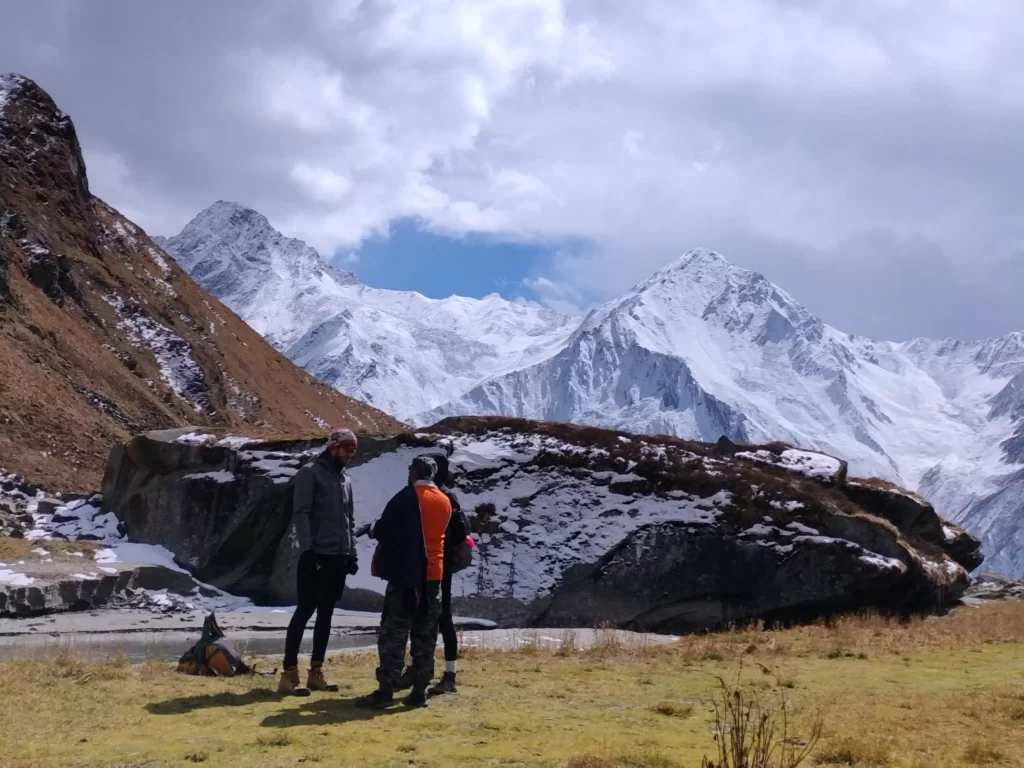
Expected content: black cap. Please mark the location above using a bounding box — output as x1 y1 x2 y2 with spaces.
430 452 451 486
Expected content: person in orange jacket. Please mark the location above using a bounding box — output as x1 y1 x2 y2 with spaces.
357 454 452 708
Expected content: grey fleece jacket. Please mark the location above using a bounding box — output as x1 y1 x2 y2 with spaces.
291 450 356 557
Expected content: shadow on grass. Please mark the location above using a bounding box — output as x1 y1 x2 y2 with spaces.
260 697 410 728
146 688 283 715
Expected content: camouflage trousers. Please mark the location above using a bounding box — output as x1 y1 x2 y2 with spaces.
375 580 442 689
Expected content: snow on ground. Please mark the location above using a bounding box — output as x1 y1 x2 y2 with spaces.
0 569 35 586
216 435 254 449
183 470 237 484
0 75 21 115
102 293 209 412
735 448 843 479
173 432 215 445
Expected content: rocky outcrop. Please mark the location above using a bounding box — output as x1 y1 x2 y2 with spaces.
1 469 250 618
100 427 407 605
0 562 204 617
960 573 1024 605
531 520 959 633
98 417 983 631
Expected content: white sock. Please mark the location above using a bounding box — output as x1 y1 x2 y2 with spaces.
445 660 457 674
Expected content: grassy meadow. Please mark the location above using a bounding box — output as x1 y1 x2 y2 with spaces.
0 601 1022 767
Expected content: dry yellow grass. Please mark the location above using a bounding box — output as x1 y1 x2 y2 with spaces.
0 602 1022 767
0 537 96 561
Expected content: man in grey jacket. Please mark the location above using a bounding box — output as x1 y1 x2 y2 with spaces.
278 427 360 696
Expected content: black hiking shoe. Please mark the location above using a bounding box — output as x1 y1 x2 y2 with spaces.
355 687 394 709
396 667 414 690
429 671 457 695
402 686 428 708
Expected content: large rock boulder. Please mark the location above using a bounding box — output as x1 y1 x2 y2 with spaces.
98 417 983 631
100 427 408 606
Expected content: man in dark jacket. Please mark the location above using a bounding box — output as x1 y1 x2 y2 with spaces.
357 454 451 708
395 452 468 694
278 427 359 696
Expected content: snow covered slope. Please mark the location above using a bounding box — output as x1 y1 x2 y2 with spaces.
155 202 576 420
159 208 1024 578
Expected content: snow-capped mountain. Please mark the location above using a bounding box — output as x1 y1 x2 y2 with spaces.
426 250 1024 576
154 202 576 420
158 207 1024 578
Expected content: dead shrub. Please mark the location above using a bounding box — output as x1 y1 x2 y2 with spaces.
701 663 822 768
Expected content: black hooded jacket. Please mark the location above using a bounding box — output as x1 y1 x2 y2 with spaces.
430 453 470 567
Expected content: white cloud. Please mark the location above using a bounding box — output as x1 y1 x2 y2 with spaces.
522 270 583 315
4 0 1024 338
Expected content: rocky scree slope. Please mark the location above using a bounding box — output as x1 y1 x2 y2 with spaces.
0 74 403 491
100 417 981 632
160 207 1024 579
0 470 236 617
153 201 577 421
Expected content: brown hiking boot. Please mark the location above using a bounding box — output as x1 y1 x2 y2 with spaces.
306 663 339 692
278 667 310 697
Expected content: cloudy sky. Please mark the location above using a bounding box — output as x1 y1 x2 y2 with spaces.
3 0 1023 341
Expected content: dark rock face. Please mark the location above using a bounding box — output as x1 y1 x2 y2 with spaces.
101 428 403 604
0 75 99 255
22 239 81 306
531 522 936 633
101 429 306 600
841 480 983 571
0 231 13 309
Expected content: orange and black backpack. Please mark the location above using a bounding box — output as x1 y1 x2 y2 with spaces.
176 612 255 677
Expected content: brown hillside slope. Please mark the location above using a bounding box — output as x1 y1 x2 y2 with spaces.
0 74 404 491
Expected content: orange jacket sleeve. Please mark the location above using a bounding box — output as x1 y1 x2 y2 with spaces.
415 484 452 581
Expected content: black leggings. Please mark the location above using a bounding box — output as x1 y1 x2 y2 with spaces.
283 551 346 669
440 568 457 661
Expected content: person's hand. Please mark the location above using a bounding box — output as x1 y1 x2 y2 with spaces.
355 522 372 538
344 554 359 575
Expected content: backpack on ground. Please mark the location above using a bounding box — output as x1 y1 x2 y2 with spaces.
176 612 267 677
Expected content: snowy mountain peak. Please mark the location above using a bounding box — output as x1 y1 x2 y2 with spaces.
159 203 577 420
185 200 277 241
164 201 356 284
156 201 361 310
604 248 824 350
